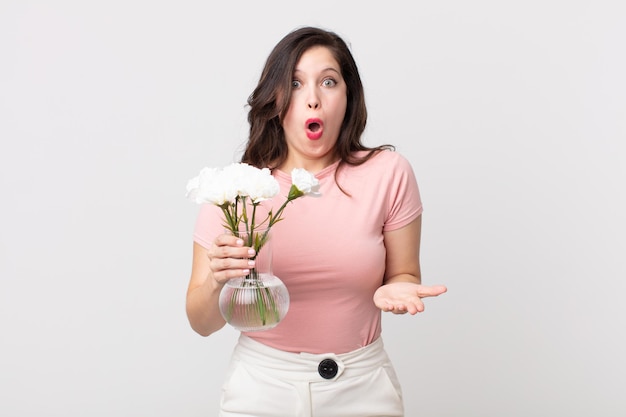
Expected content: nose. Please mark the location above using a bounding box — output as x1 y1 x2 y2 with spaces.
306 87 320 109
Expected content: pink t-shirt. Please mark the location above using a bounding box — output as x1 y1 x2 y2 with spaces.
193 150 422 354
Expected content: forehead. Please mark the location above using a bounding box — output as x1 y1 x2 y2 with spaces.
295 46 341 72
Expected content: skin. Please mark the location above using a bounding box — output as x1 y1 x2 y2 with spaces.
375 216 447 315
278 45 347 174
185 46 446 337
187 236 254 336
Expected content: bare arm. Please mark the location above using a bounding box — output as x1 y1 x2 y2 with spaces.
374 216 447 314
383 215 423 285
186 235 256 336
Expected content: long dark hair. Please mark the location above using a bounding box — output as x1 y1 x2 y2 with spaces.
241 26 393 173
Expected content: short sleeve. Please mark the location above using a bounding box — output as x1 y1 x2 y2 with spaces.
192 203 225 249
383 153 423 232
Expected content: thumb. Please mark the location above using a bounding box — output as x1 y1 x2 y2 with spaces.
418 284 448 298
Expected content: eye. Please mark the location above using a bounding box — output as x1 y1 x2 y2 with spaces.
322 78 337 87
292 80 301 88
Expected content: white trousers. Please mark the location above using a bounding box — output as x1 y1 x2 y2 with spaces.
219 335 404 417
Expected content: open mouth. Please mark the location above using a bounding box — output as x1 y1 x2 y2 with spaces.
308 122 321 132
305 118 324 140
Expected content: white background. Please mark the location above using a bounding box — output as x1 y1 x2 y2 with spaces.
1 1 625 416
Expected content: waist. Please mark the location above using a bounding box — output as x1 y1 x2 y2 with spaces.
242 302 382 354
232 334 389 382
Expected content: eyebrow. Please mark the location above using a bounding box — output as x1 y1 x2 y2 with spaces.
294 67 341 75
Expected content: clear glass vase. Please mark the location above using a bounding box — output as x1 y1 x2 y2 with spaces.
218 228 290 332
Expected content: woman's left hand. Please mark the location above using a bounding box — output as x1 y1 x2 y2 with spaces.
373 282 447 315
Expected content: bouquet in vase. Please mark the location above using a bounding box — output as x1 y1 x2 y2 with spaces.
186 162 320 331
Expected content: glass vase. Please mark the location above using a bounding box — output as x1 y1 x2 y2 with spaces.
218 228 290 332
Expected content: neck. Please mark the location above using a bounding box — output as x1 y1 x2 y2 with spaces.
278 154 339 174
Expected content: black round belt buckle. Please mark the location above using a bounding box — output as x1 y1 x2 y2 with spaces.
318 358 338 379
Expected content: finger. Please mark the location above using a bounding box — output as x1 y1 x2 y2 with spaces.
417 284 448 298
408 299 425 314
385 302 411 315
209 243 256 260
214 233 245 247
212 268 253 285
211 257 255 273
378 300 395 312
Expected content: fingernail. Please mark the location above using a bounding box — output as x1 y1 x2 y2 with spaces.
242 269 250 274
248 260 255 267
248 249 255 256
236 239 244 246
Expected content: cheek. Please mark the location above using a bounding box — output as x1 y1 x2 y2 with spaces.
281 100 296 128
281 109 297 133
329 89 347 113
329 98 347 126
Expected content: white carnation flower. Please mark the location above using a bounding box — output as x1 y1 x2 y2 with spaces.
186 166 238 205
242 167 280 203
291 168 321 197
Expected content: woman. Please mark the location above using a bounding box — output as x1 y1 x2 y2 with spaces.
187 26 447 416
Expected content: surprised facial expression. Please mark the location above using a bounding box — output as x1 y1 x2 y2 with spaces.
280 46 348 172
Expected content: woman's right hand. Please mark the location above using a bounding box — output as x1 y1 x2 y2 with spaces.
204 233 256 285
185 234 256 336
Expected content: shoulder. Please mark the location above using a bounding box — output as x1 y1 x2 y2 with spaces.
353 149 414 173
373 149 410 164
337 150 417 191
